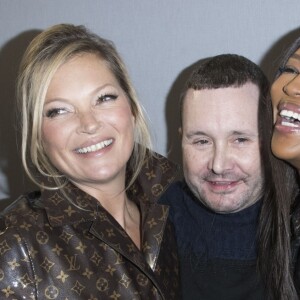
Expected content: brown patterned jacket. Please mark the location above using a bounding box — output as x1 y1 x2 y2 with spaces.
0 154 180 299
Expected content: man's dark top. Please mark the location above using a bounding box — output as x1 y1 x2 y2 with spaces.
160 181 266 300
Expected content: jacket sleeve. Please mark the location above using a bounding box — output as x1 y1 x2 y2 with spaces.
0 224 37 299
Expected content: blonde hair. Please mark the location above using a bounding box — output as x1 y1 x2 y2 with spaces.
17 24 152 190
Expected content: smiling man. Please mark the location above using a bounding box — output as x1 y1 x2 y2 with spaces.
160 54 297 299
182 83 263 214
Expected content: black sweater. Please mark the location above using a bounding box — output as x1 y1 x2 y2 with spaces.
160 181 266 300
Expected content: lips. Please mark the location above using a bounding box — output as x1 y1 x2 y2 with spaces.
209 181 236 185
206 179 241 192
75 139 113 154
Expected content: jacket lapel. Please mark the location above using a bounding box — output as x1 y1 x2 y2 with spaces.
41 153 178 275
140 201 169 270
89 208 146 269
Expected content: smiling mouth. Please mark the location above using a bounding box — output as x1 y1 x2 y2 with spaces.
207 179 241 192
210 181 235 185
75 139 113 154
209 180 239 187
279 109 300 127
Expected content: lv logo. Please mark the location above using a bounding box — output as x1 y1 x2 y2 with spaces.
64 254 80 271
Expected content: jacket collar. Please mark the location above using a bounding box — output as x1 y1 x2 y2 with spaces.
40 153 178 271
41 152 178 227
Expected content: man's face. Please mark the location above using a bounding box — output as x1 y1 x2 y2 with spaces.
181 83 264 213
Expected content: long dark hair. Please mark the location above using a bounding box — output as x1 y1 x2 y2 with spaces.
258 70 298 299
181 54 298 299
261 37 300 299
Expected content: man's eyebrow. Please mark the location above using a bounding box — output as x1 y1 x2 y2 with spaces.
186 130 256 137
185 131 206 138
232 130 254 136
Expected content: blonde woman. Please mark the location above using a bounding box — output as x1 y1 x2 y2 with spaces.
0 24 180 299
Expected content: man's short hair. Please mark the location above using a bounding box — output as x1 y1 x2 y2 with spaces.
180 54 269 124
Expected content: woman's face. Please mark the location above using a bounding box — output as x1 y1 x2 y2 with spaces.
271 47 300 170
41 53 135 191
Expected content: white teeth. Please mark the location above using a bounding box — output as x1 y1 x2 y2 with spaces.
280 109 300 121
282 121 299 127
76 139 113 154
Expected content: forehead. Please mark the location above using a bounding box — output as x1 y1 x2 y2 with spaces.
53 53 112 79
182 83 259 133
45 53 117 98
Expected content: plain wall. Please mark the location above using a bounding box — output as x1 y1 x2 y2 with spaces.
0 0 300 209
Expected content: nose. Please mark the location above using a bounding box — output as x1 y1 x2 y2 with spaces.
209 144 233 175
77 110 101 134
283 74 300 97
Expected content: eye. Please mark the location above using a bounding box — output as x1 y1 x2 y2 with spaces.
234 137 249 144
45 108 68 118
279 66 299 75
97 94 118 103
194 139 210 145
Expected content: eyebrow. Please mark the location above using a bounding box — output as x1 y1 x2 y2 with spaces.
185 130 206 139
290 53 300 61
185 130 257 139
44 83 115 104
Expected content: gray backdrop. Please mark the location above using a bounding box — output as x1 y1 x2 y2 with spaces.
0 0 299 209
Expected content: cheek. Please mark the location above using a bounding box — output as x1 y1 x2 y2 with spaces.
182 147 207 174
270 79 284 107
41 121 68 153
42 123 56 148
112 107 135 133
237 149 262 174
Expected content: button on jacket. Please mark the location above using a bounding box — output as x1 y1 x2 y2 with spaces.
0 154 180 299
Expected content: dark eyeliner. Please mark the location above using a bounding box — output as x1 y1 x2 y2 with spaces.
45 108 64 118
279 66 299 75
97 94 118 102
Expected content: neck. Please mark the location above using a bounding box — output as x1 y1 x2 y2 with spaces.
71 179 141 249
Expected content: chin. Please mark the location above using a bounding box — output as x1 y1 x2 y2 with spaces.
286 157 300 171
272 146 300 170
272 138 293 159
271 146 287 160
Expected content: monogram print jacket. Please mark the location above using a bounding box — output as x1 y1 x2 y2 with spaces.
0 154 180 299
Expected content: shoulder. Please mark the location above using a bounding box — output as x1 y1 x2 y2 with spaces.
0 190 44 234
0 192 43 295
131 151 180 204
159 180 198 226
159 180 189 206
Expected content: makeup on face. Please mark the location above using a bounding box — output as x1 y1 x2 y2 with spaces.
42 53 135 195
271 48 300 169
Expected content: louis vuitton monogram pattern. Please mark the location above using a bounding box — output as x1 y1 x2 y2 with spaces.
0 154 180 299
